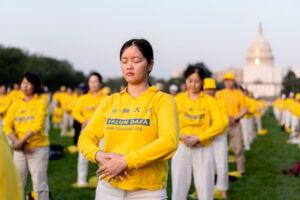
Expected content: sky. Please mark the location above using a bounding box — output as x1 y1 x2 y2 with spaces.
0 0 299 79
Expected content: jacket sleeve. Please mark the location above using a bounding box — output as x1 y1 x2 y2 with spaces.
3 103 17 135
198 97 225 145
72 97 85 124
77 98 108 163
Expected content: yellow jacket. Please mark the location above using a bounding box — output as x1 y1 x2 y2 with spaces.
255 99 267 117
216 88 247 117
244 96 256 118
78 86 179 191
292 102 300 118
3 95 49 149
284 98 294 112
0 94 12 119
61 94 76 112
73 90 107 124
0 132 23 200
9 90 24 103
176 92 224 146
52 107 63 123
216 98 229 133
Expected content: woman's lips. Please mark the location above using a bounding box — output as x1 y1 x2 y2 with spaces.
126 72 134 76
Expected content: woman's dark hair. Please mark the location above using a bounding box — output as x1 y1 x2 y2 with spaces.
88 72 102 84
120 39 153 64
184 66 206 81
22 72 42 94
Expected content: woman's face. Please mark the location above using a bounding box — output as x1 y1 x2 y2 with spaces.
21 77 34 96
88 75 101 93
186 72 202 94
121 45 153 85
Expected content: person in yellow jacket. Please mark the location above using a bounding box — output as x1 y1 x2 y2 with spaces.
240 89 256 151
273 96 283 122
0 83 12 134
290 93 300 144
9 82 24 103
3 72 50 200
216 73 248 175
73 72 107 187
283 92 295 132
60 87 75 136
255 95 267 133
172 67 224 200
203 78 229 199
0 131 23 200
78 39 179 199
52 101 63 129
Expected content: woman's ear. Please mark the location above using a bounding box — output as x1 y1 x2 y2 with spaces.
148 60 154 73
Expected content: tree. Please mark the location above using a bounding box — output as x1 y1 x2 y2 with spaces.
281 70 300 95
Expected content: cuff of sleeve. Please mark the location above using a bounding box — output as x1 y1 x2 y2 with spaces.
91 147 102 163
125 152 138 169
3 127 13 135
198 133 211 146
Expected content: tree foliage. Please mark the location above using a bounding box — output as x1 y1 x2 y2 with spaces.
281 70 300 95
0 45 86 91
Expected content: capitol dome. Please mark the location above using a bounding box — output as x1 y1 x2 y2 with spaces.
246 24 274 67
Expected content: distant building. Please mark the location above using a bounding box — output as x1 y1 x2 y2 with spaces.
243 24 282 97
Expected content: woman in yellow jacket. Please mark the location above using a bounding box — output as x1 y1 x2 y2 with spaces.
172 67 224 200
73 72 107 187
3 72 49 200
78 39 179 199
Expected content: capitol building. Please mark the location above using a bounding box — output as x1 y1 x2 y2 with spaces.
243 24 282 97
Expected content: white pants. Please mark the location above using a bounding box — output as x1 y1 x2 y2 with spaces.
45 115 50 136
61 113 74 136
212 134 228 191
77 151 89 186
273 107 281 121
255 116 262 132
95 180 167 200
171 143 214 200
284 111 292 128
241 118 253 150
14 146 49 200
291 115 299 133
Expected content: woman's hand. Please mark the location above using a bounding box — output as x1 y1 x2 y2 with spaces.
183 134 199 147
97 153 129 182
13 139 25 150
95 152 129 182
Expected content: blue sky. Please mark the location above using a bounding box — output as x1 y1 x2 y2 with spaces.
0 0 299 78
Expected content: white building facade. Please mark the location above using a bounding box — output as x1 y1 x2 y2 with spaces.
243 25 283 97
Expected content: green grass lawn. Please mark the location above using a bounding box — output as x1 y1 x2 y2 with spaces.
25 109 300 199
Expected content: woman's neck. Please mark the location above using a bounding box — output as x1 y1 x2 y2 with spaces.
91 90 99 97
127 81 149 99
188 90 200 100
24 94 34 103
